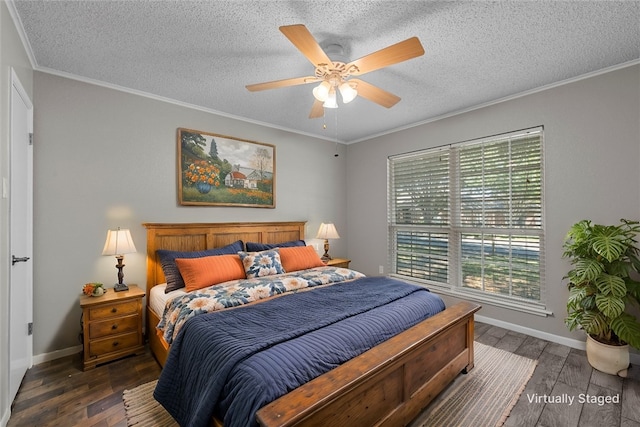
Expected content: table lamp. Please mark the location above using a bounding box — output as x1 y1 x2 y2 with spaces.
102 227 137 292
316 223 340 261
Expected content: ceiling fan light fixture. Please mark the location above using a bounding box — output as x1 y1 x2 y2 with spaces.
339 82 358 103
312 81 331 102
247 25 425 119
323 88 338 108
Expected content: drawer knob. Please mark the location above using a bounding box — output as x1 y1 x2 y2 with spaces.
111 307 118 313
112 341 119 347
111 324 118 330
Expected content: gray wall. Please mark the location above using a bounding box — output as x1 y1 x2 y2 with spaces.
346 64 640 347
32 72 348 355
1 2 34 423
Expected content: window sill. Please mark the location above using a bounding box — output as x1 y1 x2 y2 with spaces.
390 274 553 317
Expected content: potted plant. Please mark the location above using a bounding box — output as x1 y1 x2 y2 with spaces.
563 219 640 376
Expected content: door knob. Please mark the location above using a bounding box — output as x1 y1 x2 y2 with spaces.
12 255 30 265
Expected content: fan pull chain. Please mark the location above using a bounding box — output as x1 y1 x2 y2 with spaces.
321 110 339 157
334 110 339 157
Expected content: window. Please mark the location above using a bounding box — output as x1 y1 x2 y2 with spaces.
388 127 546 312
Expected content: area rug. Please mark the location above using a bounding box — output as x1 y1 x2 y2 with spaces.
123 342 537 427
122 380 177 427
415 342 538 427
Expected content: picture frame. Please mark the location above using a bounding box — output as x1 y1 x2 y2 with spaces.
178 128 275 208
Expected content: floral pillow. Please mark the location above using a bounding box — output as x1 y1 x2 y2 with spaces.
238 249 285 278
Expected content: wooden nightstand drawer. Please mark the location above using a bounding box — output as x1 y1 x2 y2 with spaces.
89 314 139 339
80 285 145 370
88 300 138 320
87 331 141 358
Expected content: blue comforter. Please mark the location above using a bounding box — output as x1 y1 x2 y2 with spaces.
154 276 445 427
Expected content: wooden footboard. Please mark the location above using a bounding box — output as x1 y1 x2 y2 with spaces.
256 301 480 427
150 300 479 427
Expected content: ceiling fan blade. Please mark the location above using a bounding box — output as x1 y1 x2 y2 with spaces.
350 79 401 108
280 24 332 67
309 99 324 119
348 37 424 76
246 76 320 92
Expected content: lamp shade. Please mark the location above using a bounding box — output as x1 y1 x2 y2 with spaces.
102 228 137 256
339 82 358 103
316 223 340 240
312 81 331 102
322 89 338 109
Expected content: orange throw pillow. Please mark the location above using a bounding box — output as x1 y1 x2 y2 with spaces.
175 254 245 292
279 246 326 273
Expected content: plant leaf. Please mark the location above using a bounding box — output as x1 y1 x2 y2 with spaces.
573 259 604 282
591 226 628 262
626 279 640 303
565 311 582 331
567 286 588 310
595 293 625 319
611 312 640 349
581 294 597 310
629 252 640 272
580 310 610 337
595 273 627 298
593 227 625 256
607 260 631 278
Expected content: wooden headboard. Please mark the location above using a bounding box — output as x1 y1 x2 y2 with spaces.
142 221 306 297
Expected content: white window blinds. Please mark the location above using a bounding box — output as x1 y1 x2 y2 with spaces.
388 127 545 308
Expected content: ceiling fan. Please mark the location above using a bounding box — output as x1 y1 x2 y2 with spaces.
246 24 425 119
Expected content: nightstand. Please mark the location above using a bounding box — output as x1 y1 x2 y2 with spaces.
80 285 145 371
325 258 351 268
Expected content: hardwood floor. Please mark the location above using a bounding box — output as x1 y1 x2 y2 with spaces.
474 322 640 427
7 350 161 427
7 323 640 427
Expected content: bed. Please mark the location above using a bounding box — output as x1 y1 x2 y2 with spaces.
143 221 480 427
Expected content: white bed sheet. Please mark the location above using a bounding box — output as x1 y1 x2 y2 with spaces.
149 283 186 318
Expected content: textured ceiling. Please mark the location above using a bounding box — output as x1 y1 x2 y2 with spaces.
9 0 640 143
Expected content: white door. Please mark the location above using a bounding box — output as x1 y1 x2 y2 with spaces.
9 69 33 403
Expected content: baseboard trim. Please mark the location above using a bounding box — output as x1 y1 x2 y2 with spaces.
32 345 82 365
475 314 640 366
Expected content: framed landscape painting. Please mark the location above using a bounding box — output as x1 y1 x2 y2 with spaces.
178 128 275 207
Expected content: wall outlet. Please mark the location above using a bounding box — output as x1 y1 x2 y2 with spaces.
378 265 384 274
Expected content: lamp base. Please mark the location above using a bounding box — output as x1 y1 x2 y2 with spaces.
322 239 332 261
113 283 129 292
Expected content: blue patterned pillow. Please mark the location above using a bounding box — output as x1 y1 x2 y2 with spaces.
238 249 285 278
246 239 305 252
157 240 244 293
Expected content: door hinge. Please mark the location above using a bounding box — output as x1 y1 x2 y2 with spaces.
28 322 33 335
28 133 33 145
